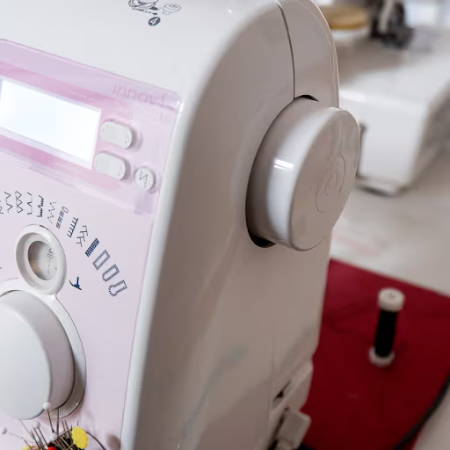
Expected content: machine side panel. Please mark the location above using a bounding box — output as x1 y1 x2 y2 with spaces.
122 5 295 450
278 0 340 106
123 4 335 450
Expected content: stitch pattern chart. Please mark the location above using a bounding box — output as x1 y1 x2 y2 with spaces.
0 188 128 297
15 191 23 214
47 201 57 223
76 225 89 247
85 238 100 257
26 192 33 215
67 217 79 238
56 206 69 229
4 192 13 213
37 195 44 218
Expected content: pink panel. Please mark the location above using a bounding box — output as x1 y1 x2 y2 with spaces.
0 40 180 215
0 41 180 448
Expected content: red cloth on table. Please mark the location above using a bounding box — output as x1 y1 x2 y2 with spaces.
302 260 450 450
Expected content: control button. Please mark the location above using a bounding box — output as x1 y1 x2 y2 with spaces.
100 121 134 149
94 153 127 180
134 167 157 191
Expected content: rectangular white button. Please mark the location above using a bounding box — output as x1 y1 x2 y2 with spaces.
94 153 127 180
100 121 134 149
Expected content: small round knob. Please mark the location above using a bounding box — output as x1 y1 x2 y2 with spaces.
247 98 360 250
0 291 74 419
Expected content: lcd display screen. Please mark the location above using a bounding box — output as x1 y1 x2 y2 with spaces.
0 79 101 165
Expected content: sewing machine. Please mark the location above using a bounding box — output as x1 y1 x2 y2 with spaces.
0 1 359 449
320 0 450 194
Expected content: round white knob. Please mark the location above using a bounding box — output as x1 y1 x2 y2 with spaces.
0 291 74 419
247 98 360 250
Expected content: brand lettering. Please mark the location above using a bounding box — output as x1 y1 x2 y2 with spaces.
113 84 161 105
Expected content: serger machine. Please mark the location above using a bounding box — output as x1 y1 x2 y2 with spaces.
321 0 450 194
0 1 359 449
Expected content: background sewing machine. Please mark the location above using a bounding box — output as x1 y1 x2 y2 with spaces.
320 0 450 194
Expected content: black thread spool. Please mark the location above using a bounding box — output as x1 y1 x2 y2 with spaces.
369 288 405 367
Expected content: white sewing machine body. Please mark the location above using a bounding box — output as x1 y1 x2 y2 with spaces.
0 2 359 449
338 27 450 193
406 0 450 29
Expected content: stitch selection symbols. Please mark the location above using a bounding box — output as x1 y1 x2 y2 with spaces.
128 0 182 26
1 190 128 298
70 277 82 291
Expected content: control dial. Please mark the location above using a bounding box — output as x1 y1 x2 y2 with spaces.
28 240 58 281
0 291 74 419
247 97 360 250
16 225 66 294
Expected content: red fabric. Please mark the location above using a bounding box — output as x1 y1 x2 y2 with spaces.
303 260 450 450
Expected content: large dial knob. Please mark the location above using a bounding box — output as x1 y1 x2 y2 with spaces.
0 291 74 419
247 97 360 250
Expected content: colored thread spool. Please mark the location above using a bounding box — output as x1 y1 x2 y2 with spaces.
369 288 405 367
320 4 370 31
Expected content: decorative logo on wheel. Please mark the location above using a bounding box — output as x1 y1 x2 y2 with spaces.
128 0 182 27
